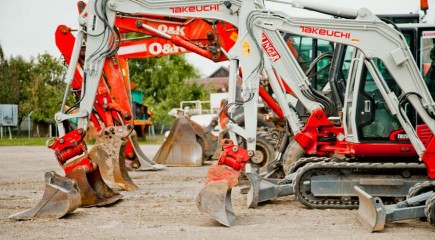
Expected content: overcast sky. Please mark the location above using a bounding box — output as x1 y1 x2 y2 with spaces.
0 0 429 76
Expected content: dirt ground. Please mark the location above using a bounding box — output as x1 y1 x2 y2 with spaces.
1 145 435 240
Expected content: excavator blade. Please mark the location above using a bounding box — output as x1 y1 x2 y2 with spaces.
246 171 261 208
90 126 138 191
354 186 387 232
196 163 241 227
65 159 122 207
128 130 166 171
196 180 235 227
246 170 294 208
153 116 202 167
8 171 81 220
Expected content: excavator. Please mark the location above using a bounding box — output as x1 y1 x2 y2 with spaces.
56 0 327 174
10 0 435 230
243 7 435 231
193 1 435 227
8 0 270 220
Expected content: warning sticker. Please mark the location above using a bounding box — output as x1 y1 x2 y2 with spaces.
242 40 251 55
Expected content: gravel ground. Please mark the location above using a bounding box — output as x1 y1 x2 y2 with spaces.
1 145 435 239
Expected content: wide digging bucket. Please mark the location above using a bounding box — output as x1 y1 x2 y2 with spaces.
90 126 138 191
196 163 241 227
127 130 165 171
8 171 81 220
65 157 122 207
153 116 202 167
354 186 387 232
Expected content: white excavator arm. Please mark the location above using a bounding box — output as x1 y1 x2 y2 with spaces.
226 5 435 158
56 0 265 136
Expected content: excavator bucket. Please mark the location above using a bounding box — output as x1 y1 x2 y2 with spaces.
197 180 235 227
354 186 387 232
90 126 138 191
153 116 202 167
64 157 122 207
8 171 81 220
196 163 241 227
127 130 166 171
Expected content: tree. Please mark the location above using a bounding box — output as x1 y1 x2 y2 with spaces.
0 46 68 127
25 54 67 123
0 46 21 105
0 45 35 130
128 55 207 125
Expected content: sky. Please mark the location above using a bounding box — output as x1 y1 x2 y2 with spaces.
0 0 429 77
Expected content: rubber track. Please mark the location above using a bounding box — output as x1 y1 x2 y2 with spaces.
293 159 427 209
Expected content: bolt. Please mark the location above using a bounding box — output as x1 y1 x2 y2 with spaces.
136 21 143 29
59 139 65 144
212 54 219 62
124 114 132 120
232 146 238 152
78 130 83 135
206 31 213 39
108 1 116 8
248 151 254 157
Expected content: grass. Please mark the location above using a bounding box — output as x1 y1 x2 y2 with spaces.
0 137 49 146
0 134 165 146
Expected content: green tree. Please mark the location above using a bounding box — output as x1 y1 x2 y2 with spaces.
0 46 20 104
129 55 207 126
0 45 34 129
26 54 67 123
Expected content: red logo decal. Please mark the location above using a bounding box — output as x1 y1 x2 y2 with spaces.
300 26 351 39
261 33 281 62
170 5 220 13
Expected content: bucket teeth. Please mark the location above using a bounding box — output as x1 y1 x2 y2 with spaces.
8 171 81 220
196 180 236 227
90 127 138 191
66 166 122 207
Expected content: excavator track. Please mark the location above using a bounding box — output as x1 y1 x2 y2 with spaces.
288 156 344 174
293 158 428 209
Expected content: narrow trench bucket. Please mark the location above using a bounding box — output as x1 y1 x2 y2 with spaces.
196 163 241 227
196 180 235 227
8 171 81 220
